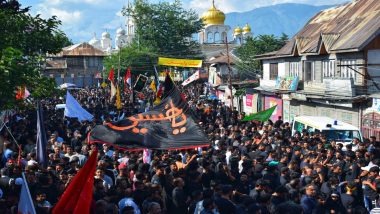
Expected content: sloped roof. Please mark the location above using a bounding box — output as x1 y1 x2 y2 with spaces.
259 0 380 59
201 43 239 59
61 42 106 56
207 54 237 64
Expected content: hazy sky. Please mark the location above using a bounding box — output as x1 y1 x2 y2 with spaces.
19 0 350 43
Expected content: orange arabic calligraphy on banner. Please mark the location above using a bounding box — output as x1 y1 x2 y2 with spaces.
107 100 187 135
157 57 202 68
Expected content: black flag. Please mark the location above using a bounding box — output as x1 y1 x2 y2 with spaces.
90 75 209 150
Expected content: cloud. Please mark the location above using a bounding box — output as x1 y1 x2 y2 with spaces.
81 0 105 4
190 0 350 14
21 0 351 44
35 4 82 26
46 0 61 5
116 10 123 17
49 8 82 25
42 0 106 6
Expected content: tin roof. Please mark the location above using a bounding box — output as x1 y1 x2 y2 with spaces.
259 0 380 59
62 43 106 56
49 43 106 57
207 54 237 64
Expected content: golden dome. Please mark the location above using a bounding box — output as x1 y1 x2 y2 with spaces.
234 26 242 35
243 23 251 33
202 0 225 25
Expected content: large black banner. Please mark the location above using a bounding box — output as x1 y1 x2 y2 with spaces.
90 76 209 150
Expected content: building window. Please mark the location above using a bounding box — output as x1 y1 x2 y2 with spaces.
214 32 220 43
270 63 278 80
221 32 227 42
323 60 335 77
340 60 357 82
304 61 314 81
207 32 213 43
289 62 300 77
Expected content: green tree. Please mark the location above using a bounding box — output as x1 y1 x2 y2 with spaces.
0 0 70 109
235 33 288 79
123 0 204 59
103 42 158 78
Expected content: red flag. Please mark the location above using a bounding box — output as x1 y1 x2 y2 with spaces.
124 68 131 93
15 86 25 100
180 93 187 103
108 68 115 83
52 149 98 214
156 84 163 98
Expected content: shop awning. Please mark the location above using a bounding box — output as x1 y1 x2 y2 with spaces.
253 86 277 95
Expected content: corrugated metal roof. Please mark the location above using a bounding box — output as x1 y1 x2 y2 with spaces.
260 0 380 59
62 43 106 56
321 33 341 51
275 39 295 56
207 54 237 64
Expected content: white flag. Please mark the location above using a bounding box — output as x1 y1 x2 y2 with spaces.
182 71 200 86
64 91 94 122
17 173 36 214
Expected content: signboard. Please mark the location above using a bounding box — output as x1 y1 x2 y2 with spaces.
264 96 283 121
158 57 202 68
246 94 253 107
134 74 148 92
275 76 299 92
244 94 258 114
323 78 355 97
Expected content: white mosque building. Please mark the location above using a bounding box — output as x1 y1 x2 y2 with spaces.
199 0 252 45
88 15 135 53
88 0 252 53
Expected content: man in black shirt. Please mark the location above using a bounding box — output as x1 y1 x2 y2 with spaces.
215 185 236 214
172 177 188 213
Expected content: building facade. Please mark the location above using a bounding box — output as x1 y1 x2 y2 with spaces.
255 0 380 136
44 43 106 87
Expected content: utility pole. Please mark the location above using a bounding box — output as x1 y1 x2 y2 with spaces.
225 36 233 109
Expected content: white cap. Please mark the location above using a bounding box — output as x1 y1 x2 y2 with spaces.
361 164 378 171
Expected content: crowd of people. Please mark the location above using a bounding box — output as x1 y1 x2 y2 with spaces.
0 81 380 214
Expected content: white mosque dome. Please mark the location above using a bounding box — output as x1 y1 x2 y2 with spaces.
116 27 126 35
102 31 110 39
89 36 100 46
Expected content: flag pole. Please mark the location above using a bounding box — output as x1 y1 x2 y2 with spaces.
225 36 234 109
118 44 121 111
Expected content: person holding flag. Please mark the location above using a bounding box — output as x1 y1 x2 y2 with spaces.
108 68 116 101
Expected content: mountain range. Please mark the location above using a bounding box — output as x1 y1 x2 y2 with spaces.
225 3 335 37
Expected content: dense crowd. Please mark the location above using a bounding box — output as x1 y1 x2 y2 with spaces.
0 82 380 214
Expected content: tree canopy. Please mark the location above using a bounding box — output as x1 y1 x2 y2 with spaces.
123 0 204 59
103 42 158 78
235 33 288 79
0 0 71 110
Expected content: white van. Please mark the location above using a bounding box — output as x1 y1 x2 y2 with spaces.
291 116 363 148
